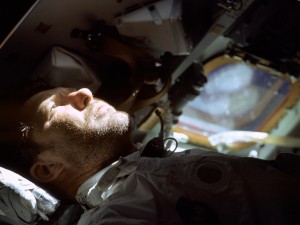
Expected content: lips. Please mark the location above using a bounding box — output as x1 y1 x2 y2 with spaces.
93 101 115 118
94 103 107 115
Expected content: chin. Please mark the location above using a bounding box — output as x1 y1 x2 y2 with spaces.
89 110 130 135
111 111 130 134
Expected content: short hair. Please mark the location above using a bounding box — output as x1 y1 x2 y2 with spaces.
15 80 71 169
0 78 56 171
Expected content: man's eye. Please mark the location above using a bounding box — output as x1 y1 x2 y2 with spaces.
48 103 57 120
51 103 57 111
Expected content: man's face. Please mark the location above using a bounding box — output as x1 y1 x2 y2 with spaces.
22 87 131 155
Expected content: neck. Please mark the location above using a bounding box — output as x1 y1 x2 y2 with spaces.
51 165 101 202
49 144 138 202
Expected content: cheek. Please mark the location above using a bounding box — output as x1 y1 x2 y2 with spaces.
32 127 53 146
44 111 85 133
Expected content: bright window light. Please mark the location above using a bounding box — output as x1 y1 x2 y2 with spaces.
177 62 290 135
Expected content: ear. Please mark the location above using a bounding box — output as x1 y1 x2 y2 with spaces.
30 152 65 183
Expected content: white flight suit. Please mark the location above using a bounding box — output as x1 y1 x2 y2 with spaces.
75 149 300 225
0 167 59 225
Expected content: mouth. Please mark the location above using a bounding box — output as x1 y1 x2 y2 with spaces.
94 103 108 116
93 101 116 118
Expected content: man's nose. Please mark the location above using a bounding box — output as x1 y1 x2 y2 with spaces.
67 88 93 110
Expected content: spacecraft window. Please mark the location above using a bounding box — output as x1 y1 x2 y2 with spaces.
173 55 297 150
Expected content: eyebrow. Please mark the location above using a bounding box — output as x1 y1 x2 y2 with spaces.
38 95 55 114
43 87 76 108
